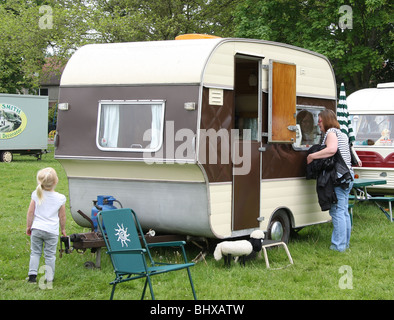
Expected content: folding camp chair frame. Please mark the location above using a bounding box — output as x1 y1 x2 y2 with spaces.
97 208 197 300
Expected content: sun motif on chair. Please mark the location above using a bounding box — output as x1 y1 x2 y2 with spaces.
114 223 130 247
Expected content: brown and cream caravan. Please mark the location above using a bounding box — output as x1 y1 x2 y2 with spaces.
56 36 337 241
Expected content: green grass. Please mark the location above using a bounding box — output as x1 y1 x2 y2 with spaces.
0 146 392 300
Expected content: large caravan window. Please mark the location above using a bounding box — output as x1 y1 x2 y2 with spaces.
350 114 393 146
293 105 324 150
97 100 165 152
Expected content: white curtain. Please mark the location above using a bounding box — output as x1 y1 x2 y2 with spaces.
102 104 119 147
149 104 162 149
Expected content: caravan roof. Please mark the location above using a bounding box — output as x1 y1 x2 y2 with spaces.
347 83 394 114
60 38 336 100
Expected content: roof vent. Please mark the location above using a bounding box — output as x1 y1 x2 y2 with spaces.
175 34 221 40
377 82 394 89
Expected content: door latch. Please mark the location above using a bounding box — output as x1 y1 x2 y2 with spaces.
287 125 297 132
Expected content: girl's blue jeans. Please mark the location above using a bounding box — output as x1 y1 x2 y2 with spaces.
329 180 354 252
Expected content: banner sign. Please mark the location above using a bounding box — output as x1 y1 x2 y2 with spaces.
0 103 27 139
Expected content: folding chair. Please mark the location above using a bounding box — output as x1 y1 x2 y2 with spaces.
97 208 197 300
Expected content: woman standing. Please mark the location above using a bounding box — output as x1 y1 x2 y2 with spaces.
307 109 354 252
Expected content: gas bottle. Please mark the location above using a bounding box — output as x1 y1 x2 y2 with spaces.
91 195 119 232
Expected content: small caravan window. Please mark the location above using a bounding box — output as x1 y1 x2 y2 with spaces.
293 105 324 150
350 114 394 146
97 100 165 152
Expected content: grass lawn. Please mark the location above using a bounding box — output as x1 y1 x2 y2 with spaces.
0 146 392 300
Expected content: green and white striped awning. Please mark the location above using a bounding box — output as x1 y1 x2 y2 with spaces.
337 82 355 143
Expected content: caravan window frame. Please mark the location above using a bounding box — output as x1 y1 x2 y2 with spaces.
350 114 394 146
96 100 166 153
292 105 325 150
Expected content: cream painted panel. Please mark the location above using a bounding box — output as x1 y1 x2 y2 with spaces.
60 159 205 182
208 178 331 238
259 178 331 231
204 41 336 98
60 39 222 86
353 167 394 192
208 183 232 238
61 38 335 99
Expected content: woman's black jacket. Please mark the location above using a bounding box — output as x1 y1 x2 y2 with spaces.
306 144 353 211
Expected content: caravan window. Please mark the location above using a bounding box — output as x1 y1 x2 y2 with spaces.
350 114 393 146
293 105 324 150
97 100 165 152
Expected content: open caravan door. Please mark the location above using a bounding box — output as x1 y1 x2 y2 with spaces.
232 54 263 232
268 60 297 143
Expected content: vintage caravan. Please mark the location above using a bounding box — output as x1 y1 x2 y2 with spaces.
348 83 394 194
55 37 338 241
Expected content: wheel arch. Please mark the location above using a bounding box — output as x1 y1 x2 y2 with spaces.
268 206 295 228
266 206 295 243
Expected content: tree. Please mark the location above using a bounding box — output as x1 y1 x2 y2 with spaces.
0 2 47 93
0 0 242 93
235 0 393 93
0 0 96 93
91 0 242 42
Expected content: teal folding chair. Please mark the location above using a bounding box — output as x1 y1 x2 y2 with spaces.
97 208 197 300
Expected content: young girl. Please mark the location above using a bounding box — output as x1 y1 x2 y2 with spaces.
26 167 67 283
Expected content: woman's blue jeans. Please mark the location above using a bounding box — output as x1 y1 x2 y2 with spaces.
329 180 353 252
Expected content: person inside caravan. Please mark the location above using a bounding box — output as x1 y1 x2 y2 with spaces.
297 110 316 146
306 109 354 252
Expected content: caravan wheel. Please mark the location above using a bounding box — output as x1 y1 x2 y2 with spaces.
267 210 290 243
0 151 13 163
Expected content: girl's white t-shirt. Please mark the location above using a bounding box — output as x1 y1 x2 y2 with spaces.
31 190 67 235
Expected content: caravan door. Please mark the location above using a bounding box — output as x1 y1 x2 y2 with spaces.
232 55 262 231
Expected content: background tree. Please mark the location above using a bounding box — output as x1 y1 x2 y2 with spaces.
1 0 391 94
0 0 95 93
91 0 242 42
0 0 241 93
235 0 393 93
0 2 47 93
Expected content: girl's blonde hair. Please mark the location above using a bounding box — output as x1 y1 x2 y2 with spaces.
36 167 59 203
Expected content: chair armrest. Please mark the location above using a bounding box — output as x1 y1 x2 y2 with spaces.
107 248 146 255
147 241 186 248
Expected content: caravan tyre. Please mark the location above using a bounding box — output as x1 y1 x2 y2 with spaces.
267 210 290 243
0 151 13 163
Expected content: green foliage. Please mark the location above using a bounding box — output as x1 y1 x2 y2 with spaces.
0 0 96 94
91 0 242 41
0 0 242 93
235 0 393 93
0 0 391 94
0 2 47 93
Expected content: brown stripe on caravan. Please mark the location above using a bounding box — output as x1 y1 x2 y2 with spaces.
199 88 234 183
56 85 200 159
262 96 336 179
198 86 336 182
